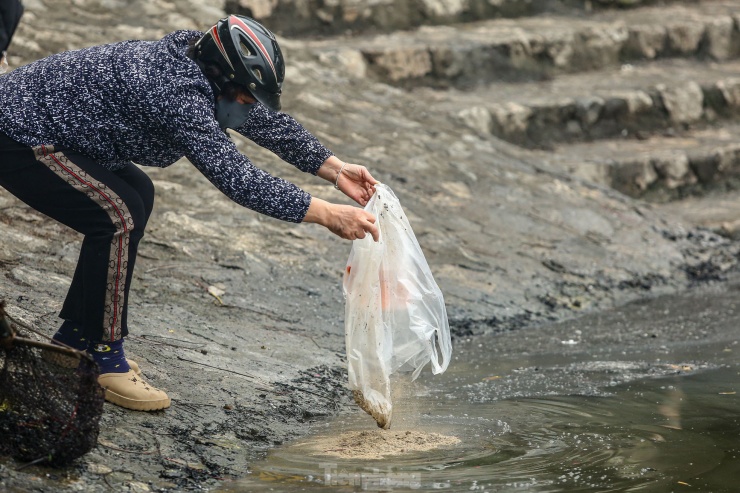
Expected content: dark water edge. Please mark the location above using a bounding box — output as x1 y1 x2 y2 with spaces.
225 281 740 492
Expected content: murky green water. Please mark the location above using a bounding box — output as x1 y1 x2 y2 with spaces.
222 297 740 492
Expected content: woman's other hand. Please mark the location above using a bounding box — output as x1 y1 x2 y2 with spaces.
303 198 379 242
318 156 378 207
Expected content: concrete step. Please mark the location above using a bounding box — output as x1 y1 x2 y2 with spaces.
305 1 739 88
227 0 688 38
441 58 740 148
535 123 740 200
654 189 740 239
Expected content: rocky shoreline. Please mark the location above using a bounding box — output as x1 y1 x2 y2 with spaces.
2 0 740 491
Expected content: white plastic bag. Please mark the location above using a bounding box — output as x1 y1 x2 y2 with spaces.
343 184 452 428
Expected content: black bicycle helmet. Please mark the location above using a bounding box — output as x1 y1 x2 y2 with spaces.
193 15 285 112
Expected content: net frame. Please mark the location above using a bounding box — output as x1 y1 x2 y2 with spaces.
0 301 105 467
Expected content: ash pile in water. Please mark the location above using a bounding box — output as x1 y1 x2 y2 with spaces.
309 429 460 460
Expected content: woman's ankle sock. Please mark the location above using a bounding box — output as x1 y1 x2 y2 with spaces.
51 320 88 350
90 339 131 374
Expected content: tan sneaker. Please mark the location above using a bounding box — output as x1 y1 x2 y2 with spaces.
98 370 170 411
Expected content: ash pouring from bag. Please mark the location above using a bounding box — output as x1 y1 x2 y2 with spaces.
322 376 460 459
352 389 391 429
351 373 424 429
280 375 462 461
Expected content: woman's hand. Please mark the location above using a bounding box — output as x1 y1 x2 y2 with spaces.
303 197 379 242
318 156 379 207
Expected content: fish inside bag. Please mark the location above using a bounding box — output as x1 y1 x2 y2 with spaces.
343 184 452 428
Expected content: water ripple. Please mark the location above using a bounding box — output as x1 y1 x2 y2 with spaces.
223 364 739 493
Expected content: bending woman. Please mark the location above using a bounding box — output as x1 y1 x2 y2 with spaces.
0 15 379 411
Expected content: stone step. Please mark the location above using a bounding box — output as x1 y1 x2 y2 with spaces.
535 123 740 200
227 0 686 38
654 189 740 239
443 58 740 148
305 1 739 88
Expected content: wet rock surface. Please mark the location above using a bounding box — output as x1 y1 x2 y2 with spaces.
2 0 740 491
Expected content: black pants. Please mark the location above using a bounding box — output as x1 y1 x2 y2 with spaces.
0 132 154 342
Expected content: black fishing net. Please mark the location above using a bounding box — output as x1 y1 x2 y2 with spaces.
0 302 105 466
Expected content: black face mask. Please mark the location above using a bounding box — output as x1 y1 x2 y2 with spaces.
215 98 256 130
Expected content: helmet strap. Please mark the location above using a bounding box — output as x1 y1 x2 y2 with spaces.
194 59 230 98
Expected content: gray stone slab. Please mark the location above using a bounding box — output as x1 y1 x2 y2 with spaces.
225 0 690 37
436 59 740 147
535 123 740 198
304 2 740 87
